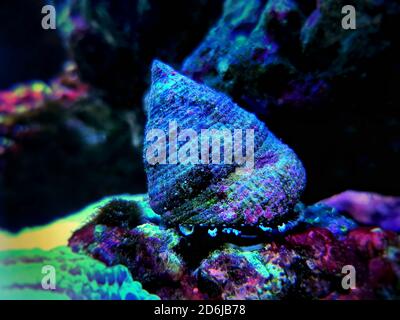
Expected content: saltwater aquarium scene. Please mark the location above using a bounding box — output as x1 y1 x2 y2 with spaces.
0 0 400 304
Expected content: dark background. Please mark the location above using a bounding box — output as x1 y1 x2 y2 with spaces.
0 0 66 89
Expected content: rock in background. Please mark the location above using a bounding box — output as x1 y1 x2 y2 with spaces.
0 0 224 230
182 0 400 202
0 66 145 230
64 0 223 109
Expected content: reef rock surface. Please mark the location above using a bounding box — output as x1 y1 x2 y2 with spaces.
68 194 400 300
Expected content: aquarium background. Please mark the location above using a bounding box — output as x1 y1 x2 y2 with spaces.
0 0 399 300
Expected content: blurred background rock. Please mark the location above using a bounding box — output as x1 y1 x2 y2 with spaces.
0 0 223 230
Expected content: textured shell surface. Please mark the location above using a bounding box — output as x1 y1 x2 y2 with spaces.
144 60 306 228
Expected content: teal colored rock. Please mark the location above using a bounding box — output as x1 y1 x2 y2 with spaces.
195 246 297 299
0 246 159 300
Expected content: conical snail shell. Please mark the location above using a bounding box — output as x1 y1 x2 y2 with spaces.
144 60 306 227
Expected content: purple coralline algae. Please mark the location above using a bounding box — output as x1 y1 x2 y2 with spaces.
125 223 185 284
69 199 161 267
195 246 297 299
144 60 306 229
68 192 400 300
320 191 400 232
69 199 185 290
285 227 400 299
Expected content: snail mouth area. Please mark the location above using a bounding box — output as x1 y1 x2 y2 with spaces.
167 208 303 241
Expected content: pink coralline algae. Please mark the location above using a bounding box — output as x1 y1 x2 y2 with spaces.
69 199 188 298
284 227 400 299
195 246 297 300
0 63 88 156
68 195 400 300
0 63 88 116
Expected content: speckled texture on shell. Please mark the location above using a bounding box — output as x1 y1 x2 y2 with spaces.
144 61 306 227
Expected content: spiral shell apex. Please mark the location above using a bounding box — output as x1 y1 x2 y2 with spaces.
144 60 306 229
